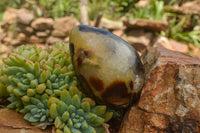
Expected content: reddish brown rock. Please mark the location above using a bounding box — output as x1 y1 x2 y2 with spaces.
120 107 145 133
120 44 200 133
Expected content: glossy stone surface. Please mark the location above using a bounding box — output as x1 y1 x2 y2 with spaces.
69 25 145 106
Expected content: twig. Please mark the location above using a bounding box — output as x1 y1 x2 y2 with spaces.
94 12 103 27
102 123 110 133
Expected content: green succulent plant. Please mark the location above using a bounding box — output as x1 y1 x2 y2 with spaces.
0 70 8 98
20 93 53 129
48 86 113 133
1 44 76 108
0 44 78 124
0 43 113 132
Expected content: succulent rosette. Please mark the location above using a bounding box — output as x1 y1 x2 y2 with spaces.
1 44 76 108
0 43 114 132
20 93 53 129
0 44 78 124
48 86 113 133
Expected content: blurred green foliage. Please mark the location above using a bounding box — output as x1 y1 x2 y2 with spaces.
128 0 164 20
88 0 110 20
108 0 139 18
0 0 199 49
0 0 25 12
0 0 79 20
0 0 139 20
88 0 139 20
24 0 80 19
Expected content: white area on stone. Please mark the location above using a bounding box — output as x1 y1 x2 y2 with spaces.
175 104 189 117
154 87 172 101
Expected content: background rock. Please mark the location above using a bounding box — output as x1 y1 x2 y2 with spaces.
100 18 124 30
3 8 19 25
123 29 154 55
0 44 11 59
46 36 63 45
53 16 79 37
123 18 169 32
16 10 34 25
3 8 34 25
36 30 50 38
51 30 66 37
29 35 42 43
155 36 189 53
182 0 200 12
31 18 54 30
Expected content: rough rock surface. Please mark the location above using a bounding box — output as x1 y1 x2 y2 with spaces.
120 44 200 133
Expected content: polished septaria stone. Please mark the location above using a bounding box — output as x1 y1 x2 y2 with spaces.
69 25 145 106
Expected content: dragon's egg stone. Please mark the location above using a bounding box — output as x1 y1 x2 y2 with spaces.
69 25 145 106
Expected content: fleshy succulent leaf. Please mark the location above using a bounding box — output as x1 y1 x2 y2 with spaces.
81 101 91 112
55 117 62 128
62 111 70 122
72 94 81 108
57 101 68 115
92 106 106 116
103 111 113 123
50 103 59 119
36 83 46 94
0 43 113 132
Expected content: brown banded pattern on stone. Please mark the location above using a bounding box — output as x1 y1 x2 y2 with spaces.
69 25 145 106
